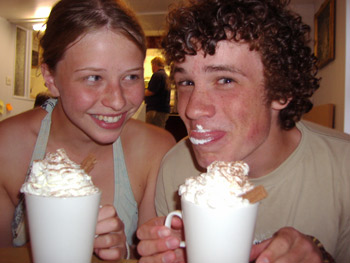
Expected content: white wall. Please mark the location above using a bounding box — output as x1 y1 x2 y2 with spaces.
0 17 34 122
310 0 347 132
291 0 348 132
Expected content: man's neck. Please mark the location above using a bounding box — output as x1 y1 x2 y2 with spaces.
246 124 301 178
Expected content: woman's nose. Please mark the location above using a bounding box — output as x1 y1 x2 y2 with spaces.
101 83 126 110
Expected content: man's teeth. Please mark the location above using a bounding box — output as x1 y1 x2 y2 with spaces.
94 115 122 123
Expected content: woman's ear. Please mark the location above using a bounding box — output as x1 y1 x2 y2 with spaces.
41 64 60 97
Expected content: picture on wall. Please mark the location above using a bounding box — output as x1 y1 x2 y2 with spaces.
314 0 335 69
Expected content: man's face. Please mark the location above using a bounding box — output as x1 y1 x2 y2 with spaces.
174 40 277 168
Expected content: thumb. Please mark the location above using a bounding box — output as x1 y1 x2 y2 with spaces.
250 239 272 262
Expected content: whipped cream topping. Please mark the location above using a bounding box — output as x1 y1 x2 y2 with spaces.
21 149 99 197
179 161 254 208
189 125 213 145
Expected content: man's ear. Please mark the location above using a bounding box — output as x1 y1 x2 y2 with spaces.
271 97 292 111
41 64 60 97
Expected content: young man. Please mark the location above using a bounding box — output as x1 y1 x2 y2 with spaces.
137 0 350 262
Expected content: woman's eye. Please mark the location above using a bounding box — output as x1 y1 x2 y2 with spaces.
124 74 140 81
86 75 101 82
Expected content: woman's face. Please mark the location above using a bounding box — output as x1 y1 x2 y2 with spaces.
43 28 145 144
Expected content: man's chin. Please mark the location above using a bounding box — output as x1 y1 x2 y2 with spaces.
193 151 218 169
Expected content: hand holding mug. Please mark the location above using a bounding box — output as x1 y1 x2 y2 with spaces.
137 217 186 263
94 205 128 260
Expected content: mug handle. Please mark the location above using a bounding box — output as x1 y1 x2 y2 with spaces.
164 210 186 248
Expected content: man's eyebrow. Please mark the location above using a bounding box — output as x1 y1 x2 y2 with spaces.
172 64 246 76
204 65 245 76
172 66 185 74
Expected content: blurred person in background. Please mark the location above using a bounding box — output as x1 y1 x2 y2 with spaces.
145 57 171 128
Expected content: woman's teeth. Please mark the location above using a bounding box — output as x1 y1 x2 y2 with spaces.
189 137 213 145
94 114 122 123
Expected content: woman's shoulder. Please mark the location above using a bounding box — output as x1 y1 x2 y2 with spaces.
0 108 46 191
125 119 175 144
0 109 47 156
122 119 176 154
0 108 45 139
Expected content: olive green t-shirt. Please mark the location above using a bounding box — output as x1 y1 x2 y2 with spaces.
155 121 350 263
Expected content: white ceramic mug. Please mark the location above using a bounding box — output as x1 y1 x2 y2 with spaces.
165 197 259 263
25 192 101 263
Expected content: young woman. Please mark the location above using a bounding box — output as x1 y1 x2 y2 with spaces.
0 0 175 260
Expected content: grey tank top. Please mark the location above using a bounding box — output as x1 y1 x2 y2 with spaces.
12 99 138 246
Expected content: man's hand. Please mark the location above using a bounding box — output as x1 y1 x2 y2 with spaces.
250 227 323 263
94 205 127 260
137 216 186 263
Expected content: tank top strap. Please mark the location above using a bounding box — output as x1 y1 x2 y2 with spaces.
113 138 138 245
29 98 57 165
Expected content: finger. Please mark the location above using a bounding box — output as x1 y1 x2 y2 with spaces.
96 216 124 235
94 231 126 249
250 239 272 261
137 216 183 240
255 229 294 263
137 217 171 240
168 216 183 229
137 236 181 257
94 247 124 261
98 204 117 221
139 250 177 263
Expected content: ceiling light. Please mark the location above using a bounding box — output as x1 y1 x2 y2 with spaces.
33 23 46 31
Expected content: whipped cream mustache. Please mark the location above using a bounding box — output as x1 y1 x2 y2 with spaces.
21 149 99 197
189 125 213 145
179 161 254 209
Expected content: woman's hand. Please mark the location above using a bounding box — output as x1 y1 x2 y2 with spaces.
94 204 128 260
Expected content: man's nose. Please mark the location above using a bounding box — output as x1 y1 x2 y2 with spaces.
185 88 215 120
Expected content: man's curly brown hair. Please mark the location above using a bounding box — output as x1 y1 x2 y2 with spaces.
162 0 320 130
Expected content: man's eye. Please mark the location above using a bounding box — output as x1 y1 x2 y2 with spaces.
177 80 194 87
86 75 101 82
217 78 234 84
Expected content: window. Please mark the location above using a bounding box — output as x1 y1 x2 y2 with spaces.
14 26 27 96
13 25 47 99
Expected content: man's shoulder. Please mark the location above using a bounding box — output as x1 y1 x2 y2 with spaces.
162 137 192 162
299 121 350 144
161 137 203 174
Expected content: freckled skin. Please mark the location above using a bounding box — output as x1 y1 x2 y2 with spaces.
175 41 275 170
